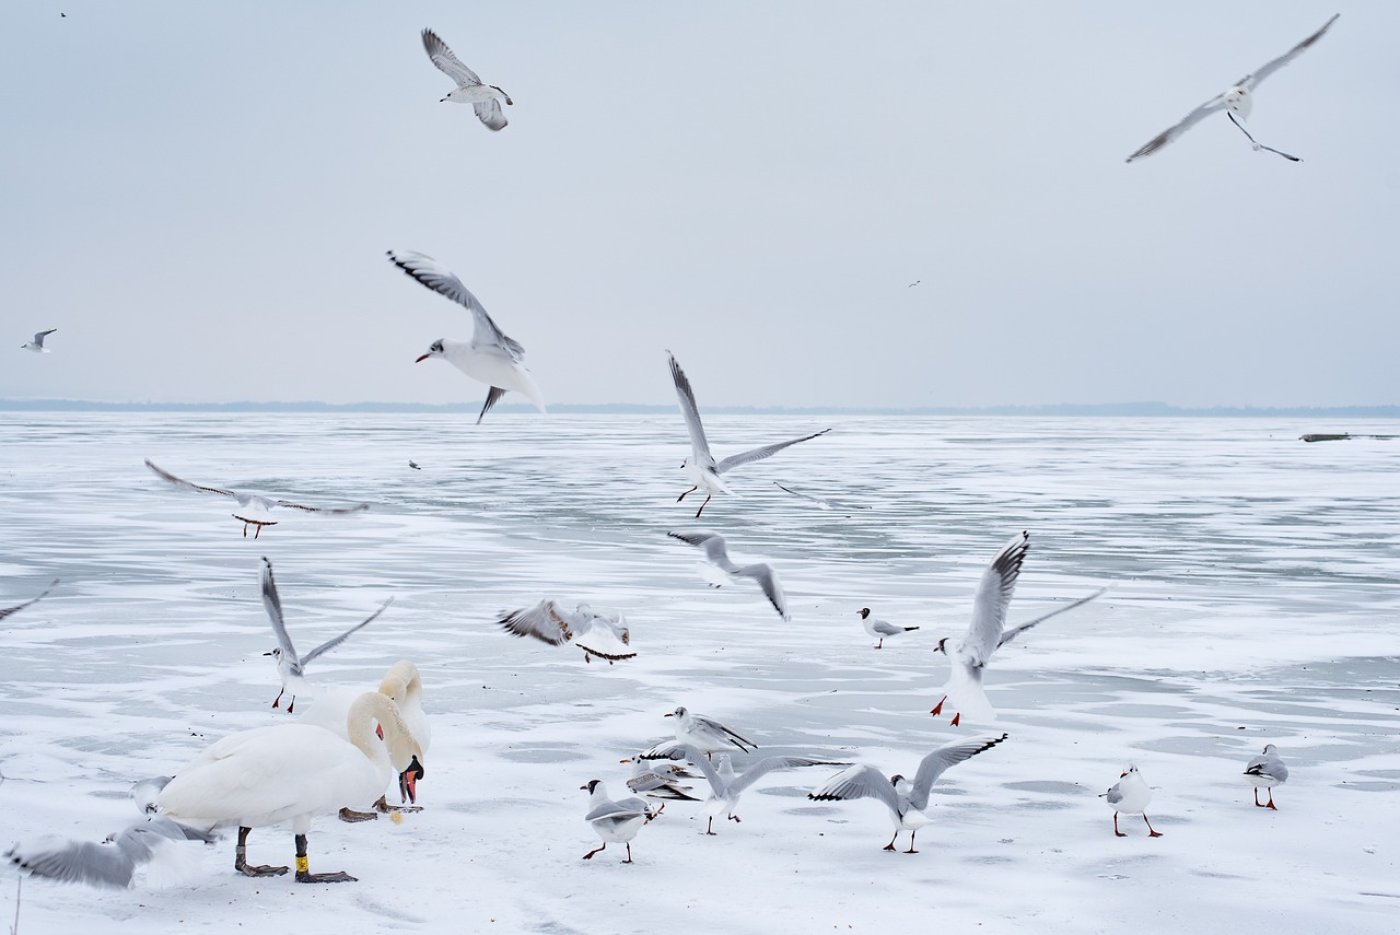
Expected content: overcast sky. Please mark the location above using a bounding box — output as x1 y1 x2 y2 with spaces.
2 2 1396 408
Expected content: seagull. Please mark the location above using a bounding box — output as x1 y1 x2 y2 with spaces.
1126 14 1339 163
858 607 919 649
420 28 512 130
144 459 368 538
664 744 848 835
259 557 391 714
20 329 57 353
660 706 757 759
386 249 546 424
622 759 702 802
1243 744 1289 810
9 692 422 886
496 600 635 663
667 351 829 517
1100 764 1162 837
667 531 789 621
930 531 1106 725
6 816 216 889
808 733 1008 853
0 579 58 622
408 460 422 470
580 780 662 864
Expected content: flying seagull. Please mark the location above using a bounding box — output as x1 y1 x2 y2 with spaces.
496 600 636 663
6 816 216 889
420 28 512 130
667 351 828 517
408 460 422 470
668 531 789 621
1126 14 1339 163
260 557 391 714
931 532 1105 725
664 744 848 835
144 459 368 538
387 249 546 424
0 579 59 622
21 329 57 353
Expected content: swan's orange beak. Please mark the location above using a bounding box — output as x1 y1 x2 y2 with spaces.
415 353 431 363
399 756 425 804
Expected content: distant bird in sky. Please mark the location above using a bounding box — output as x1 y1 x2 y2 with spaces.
387 249 546 424
144 459 369 538
1243 744 1289 810
1126 14 1339 163
858 607 919 649
667 350 829 517
0 579 59 622
1100 764 1162 837
668 531 789 621
408 460 422 470
260 557 391 715
21 328 57 353
496 600 636 663
907 280 920 288
420 28 512 131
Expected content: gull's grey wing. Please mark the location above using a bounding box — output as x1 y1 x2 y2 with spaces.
736 563 788 621
497 599 591 647
667 531 739 574
421 28 482 88
773 481 833 510
300 598 393 666
997 587 1107 650
637 740 687 761
1244 754 1288 782
34 328 57 345
667 351 715 467
386 250 524 359
130 776 172 815
716 428 831 475
0 578 58 622
869 618 905 637
6 818 214 889
585 799 649 822
1125 94 1228 163
807 764 900 813
1103 781 1125 805
675 744 727 796
727 756 850 796
959 531 1029 667
1237 14 1340 90
259 557 300 665
144 459 237 498
273 500 369 515
474 98 508 131
694 715 758 752
908 733 1009 810
477 386 507 424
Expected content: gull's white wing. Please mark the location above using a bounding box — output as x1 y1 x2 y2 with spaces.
386 250 525 359
728 756 850 796
908 733 1009 810
667 351 714 467
0 578 58 622
716 428 831 475
807 764 899 813
145 459 237 499
273 500 369 515
674 744 727 796
497 599 590 646
300 598 393 666
1237 14 1340 91
421 28 482 88
1126 94 1228 162
736 563 788 621
474 98 508 131
996 587 1107 650
259 557 301 665
958 531 1029 666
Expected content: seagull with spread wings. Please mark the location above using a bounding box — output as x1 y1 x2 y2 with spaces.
668 531 789 621
667 351 829 517
420 28 512 130
496 600 636 663
259 558 391 714
660 744 848 836
21 328 57 353
144 459 368 538
1126 14 1339 163
387 249 545 424
931 532 1105 725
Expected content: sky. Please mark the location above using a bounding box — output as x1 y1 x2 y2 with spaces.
2 1 1397 409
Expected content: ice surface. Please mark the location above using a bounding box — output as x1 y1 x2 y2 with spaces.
1 413 1398 933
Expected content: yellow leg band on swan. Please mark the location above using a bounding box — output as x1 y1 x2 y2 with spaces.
296 856 309 873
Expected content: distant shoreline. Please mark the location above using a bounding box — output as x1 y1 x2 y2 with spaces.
1 399 1397 418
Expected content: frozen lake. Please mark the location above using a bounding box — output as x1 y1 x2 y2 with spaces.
2 412 1398 933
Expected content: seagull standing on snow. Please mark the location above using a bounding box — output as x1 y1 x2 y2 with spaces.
808 734 1008 853
580 780 662 864
1100 764 1162 837
858 607 919 649
1243 744 1289 810
496 600 636 663
420 28 512 130
0 579 58 622
663 744 848 836
668 531 789 621
144 459 369 538
1126 14 1339 163
260 558 391 714
667 350 829 517
931 531 1105 726
387 249 546 424
20 329 57 352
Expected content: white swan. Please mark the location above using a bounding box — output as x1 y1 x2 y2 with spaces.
8 692 423 887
